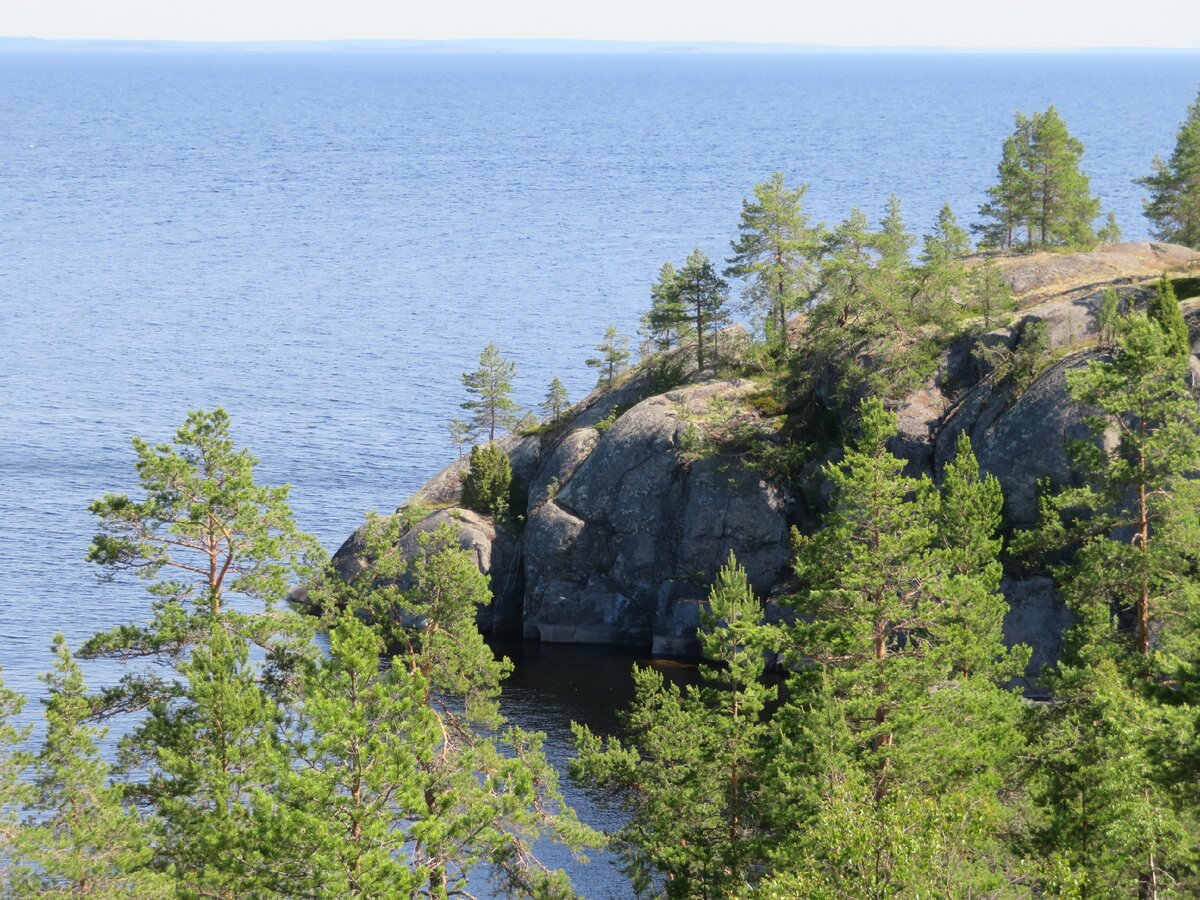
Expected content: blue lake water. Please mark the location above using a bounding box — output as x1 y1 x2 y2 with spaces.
2 50 1199 895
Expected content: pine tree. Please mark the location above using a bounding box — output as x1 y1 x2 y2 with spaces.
80 409 322 749
270 609 435 897
1138 90 1200 248
1028 658 1195 897
768 401 1027 893
149 623 289 896
677 249 731 371
85 408 321 622
975 115 1035 250
76 411 323 893
1016 308 1200 895
1148 273 1190 358
540 375 570 425
1098 209 1123 243
325 523 601 897
572 553 776 897
1057 311 1200 661
875 193 916 270
0 669 30 890
813 208 876 332
14 635 173 897
447 417 473 458
725 172 824 353
1098 287 1124 351
460 442 512 522
461 342 519 443
925 203 973 261
913 203 972 322
641 261 691 354
934 433 1028 681
585 325 631 389
788 400 950 785
967 259 1016 329
1026 106 1101 248
976 108 1100 250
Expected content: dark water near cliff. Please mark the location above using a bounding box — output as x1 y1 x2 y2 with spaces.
2 50 1199 895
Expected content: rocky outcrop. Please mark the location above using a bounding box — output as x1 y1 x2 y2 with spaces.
979 241 1200 306
935 353 1099 526
1002 577 1075 695
523 381 789 655
326 506 524 632
330 243 1200 677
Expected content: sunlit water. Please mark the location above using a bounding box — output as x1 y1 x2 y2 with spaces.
2 50 1199 895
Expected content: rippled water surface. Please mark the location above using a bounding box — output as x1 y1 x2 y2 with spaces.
2 50 1199 895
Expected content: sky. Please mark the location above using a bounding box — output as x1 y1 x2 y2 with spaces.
2 0 1200 49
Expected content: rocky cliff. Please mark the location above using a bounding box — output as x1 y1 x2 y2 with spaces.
330 242 1200 677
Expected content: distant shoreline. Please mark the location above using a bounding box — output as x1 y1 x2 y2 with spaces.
2 37 1200 55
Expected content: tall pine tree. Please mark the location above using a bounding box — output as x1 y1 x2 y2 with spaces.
585 325 632 389
767 401 1027 895
976 107 1100 250
12 636 170 897
1138 90 1200 249
461 342 520 443
725 172 824 354
1018 309 1200 895
642 261 692 354
677 249 731 372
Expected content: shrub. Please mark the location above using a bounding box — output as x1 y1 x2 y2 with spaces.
460 443 512 522
594 409 618 434
645 357 686 396
1011 318 1050 390
1148 274 1190 357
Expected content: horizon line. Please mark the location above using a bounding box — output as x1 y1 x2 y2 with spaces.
3 36 1199 54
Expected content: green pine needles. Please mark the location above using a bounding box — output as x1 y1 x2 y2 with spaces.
0 410 599 898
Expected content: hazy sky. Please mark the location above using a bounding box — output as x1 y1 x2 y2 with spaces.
3 0 1200 49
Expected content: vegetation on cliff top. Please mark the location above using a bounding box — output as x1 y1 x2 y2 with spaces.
578 316 1200 893
4 96 1200 899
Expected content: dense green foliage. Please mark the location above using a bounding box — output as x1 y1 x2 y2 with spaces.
1012 303 1200 895
575 405 1035 896
1138 90 1200 249
1148 274 1191 358
571 126 1200 893
975 107 1102 250
461 441 515 522
1 411 596 898
6 100 1200 897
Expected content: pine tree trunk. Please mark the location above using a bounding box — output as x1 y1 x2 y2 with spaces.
1137 479 1151 657
1136 422 1151 657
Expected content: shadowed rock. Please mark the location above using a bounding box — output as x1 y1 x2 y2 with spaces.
330 243 1200 680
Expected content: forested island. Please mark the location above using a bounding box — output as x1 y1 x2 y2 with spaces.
3 95 1200 898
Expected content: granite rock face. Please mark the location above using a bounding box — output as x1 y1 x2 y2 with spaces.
329 243 1200 676
524 383 789 655
982 241 1200 305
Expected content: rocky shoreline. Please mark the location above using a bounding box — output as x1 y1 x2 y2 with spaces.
328 242 1200 681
